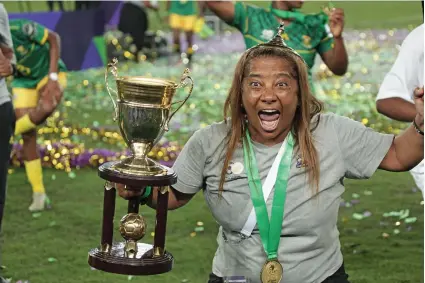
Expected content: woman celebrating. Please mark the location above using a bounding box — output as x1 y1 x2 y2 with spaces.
117 25 424 283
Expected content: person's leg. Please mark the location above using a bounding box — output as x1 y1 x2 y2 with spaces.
0 103 14 280
133 7 148 61
75 0 81 11
13 75 66 211
47 1 54 11
169 14 181 55
0 101 16 232
13 86 47 211
185 30 194 61
58 1 65 11
118 3 143 61
15 107 48 212
183 15 197 62
172 29 181 55
13 79 63 136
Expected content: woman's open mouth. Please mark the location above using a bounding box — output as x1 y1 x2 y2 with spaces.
258 109 280 132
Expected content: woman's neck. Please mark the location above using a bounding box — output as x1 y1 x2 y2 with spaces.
248 125 291 147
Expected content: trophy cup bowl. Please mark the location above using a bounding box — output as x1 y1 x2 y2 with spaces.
105 58 193 176
88 58 193 276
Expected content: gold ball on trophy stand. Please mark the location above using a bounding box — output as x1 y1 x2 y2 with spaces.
119 213 147 258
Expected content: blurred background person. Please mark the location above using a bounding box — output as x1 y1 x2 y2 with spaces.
376 21 424 197
9 19 67 212
75 1 100 11
118 1 159 62
47 1 64 12
0 4 16 283
166 0 205 64
206 0 348 91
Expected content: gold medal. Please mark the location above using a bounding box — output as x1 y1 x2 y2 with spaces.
260 259 283 283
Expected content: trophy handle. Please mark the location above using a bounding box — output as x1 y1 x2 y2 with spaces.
165 68 194 131
105 58 119 121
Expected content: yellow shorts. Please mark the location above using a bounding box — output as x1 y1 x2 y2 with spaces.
169 14 197 32
13 73 67 109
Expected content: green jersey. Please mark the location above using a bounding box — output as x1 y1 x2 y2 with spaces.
10 19 67 89
169 0 197 16
231 2 334 84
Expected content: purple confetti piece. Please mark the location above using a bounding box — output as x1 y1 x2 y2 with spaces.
363 211 372 217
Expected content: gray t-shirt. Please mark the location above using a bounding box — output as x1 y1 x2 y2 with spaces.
172 113 394 283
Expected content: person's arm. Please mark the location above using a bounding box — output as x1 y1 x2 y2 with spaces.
116 184 195 210
319 8 348 76
117 129 207 210
376 25 423 122
0 47 13 77
46 30 60 75
332 87 422 180
376 98 416 122
205 1 235 24
0 5 15 77
379 87 424 171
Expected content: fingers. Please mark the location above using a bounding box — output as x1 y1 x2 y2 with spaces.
53 88 63 107
0 48 5 60
414 87 424 98
0 44 13 60
116 183 142 200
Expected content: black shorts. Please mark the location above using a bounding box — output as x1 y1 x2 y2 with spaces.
207 263 349 283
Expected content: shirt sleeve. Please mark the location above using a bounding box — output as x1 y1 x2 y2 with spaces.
376 26 423 102
317 23 334 54
331 114 394 179
0 4 15 64
171 130 206 194
230 2 248 32
19 19 49 45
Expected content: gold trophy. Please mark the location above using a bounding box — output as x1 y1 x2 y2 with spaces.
105 57 193 176
88 58 193 275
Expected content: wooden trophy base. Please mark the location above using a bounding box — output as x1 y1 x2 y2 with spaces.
88 242 174 275
88 161 176 276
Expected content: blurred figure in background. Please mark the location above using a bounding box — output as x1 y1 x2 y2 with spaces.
376 21 424 197
75 1 100 11
9 19 67 211
0 4 16 283
166 0 205 63
206 0 348 91
47 1 65 12
118 1 159 62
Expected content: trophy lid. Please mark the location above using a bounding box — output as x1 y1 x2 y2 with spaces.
253 22 304 62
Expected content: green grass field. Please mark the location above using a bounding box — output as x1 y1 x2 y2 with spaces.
2 170 423 283
1 1 424 283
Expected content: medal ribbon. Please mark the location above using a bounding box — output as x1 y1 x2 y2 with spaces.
243 130 294 260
